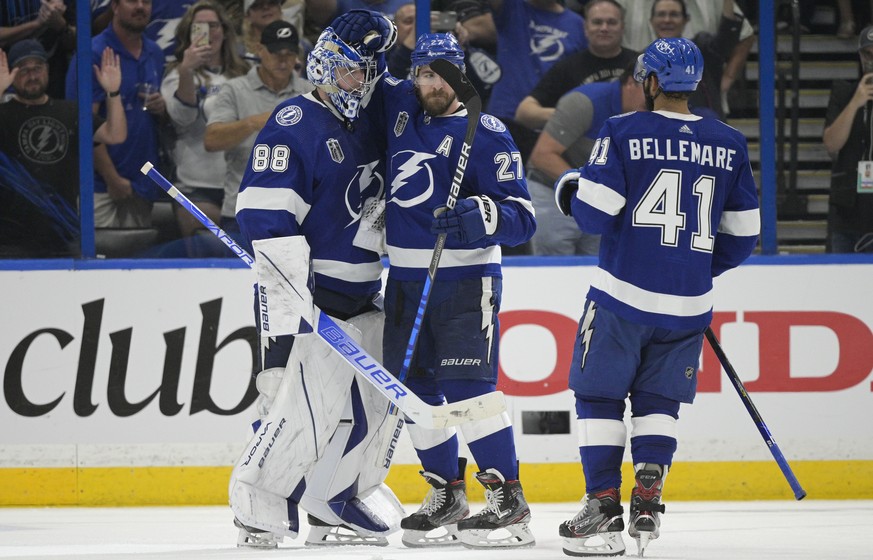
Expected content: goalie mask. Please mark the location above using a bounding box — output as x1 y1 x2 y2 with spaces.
306 28 379 120
410 32 466 76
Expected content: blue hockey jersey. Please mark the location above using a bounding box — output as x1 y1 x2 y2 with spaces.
570 110 760 329
383 80 536 282
236 89 388 300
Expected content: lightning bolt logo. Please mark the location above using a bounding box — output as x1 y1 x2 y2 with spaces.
578 300 597 369
34 127 52 156
529 22 568 63
344 160 384 227
390 151 436 208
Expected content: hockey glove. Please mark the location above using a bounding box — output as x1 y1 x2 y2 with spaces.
555 170 580 217
332 9 397 55
431 195 499 245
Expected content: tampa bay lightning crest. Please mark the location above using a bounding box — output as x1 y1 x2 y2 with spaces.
275 105 303 126
480 114 506 133
390 150 437 208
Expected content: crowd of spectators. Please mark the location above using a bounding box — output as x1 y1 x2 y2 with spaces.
1 0 869 257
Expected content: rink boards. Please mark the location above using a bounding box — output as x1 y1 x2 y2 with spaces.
1 258 871 505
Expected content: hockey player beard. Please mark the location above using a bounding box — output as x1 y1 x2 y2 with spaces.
415 86 456 117
644 88 656 112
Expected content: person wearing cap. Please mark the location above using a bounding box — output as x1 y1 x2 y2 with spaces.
160 0 250 255
822 25 873 253
0 40 125 257
0 0 76 99
204 19 312 241
65 0 168 230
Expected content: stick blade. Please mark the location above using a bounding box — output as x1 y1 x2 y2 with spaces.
430 58 481 114
427 390 507 428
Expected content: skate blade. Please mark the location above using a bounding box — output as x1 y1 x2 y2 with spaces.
458 523 536 549
561 531 626 557
635 531 653 557
305 525 389 547
401 526 463 548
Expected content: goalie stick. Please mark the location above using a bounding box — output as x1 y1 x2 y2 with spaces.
705 327 807 500
393 59 483 395
140 162 505 429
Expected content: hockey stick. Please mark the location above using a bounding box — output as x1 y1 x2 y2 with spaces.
392 59 482 393
140 162 505 429
705 327 807 500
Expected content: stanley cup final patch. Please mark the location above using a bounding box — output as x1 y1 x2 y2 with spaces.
327 138 344 163
394 111 409 137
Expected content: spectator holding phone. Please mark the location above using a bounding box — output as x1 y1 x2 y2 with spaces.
161 0 249 255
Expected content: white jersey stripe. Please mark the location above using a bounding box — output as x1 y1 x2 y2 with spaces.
501 195 536 217
236 186 311 224
313 259 383 283
460 411 511 443
630 413 678 439
592 268 713 317
386 245 502 269
718 208 761 237
577 177 626 216
577 418 627 447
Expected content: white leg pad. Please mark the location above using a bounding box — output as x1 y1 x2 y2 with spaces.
229 479 297 538
300 311 405 536
229 324 355 533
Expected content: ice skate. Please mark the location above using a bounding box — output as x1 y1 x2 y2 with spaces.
559 487 625 557
304 514 389 546
628 464 666 557
401 466 470 547
234 517 280 549
457 468 535 548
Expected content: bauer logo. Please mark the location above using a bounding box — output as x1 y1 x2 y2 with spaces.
275 105 303 126
318 320 408 401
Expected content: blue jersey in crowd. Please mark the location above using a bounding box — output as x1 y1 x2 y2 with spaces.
487 0 586 121
67 24 166 201
570 110 760 330
236 89 388 300
383 80 536 282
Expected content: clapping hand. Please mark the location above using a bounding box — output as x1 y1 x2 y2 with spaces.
0 49 18 94
94 47 121 95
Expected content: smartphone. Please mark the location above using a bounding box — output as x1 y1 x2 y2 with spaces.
191 22 210 48
431 11 458 32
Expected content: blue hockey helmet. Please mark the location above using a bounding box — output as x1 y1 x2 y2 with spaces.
306 27 378 120
410 33 465 74
633 38 703 92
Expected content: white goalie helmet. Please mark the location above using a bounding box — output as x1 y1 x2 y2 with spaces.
306 28 379 120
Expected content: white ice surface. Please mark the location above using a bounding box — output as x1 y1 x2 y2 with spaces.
0 501 869 559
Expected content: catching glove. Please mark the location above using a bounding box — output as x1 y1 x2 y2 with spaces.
332 9 398 54
431 195 499 245
554 170 580 217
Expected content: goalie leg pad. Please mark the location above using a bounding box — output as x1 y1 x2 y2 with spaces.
230 479 298 538
229 331 355 533
300 310 405 538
